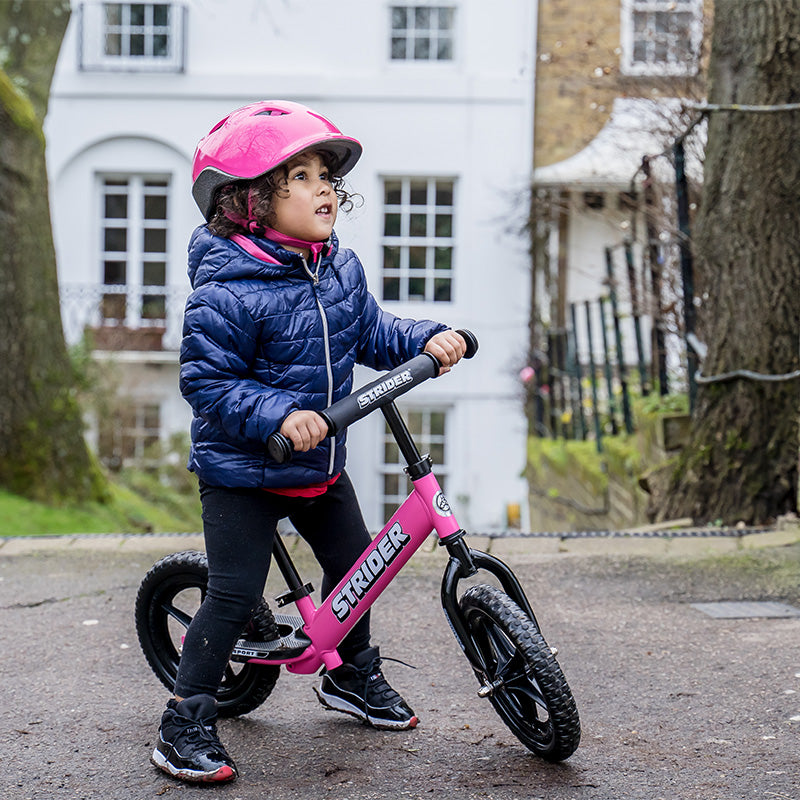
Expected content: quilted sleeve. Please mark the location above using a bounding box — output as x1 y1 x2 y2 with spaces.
179 283 299 444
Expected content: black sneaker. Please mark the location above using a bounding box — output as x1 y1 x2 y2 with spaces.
315 646 418 730
151 694 237 783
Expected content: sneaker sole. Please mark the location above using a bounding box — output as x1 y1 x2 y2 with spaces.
314 687 419 731
151 748 237 783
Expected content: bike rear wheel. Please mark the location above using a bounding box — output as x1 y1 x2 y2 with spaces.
459 583 580 761
134 550 280 718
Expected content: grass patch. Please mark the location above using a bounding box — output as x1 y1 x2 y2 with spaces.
0 470 201 537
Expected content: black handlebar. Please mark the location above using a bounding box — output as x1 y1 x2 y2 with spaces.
267 329 478 464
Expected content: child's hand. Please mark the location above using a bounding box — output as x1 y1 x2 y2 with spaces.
280 410 329 452
424 330 467 375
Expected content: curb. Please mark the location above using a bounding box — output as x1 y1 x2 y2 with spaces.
2 524 798 558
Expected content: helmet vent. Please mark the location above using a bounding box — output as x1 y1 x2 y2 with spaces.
255 109 288 116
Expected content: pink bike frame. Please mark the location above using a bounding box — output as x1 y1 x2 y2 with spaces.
244 471 460 675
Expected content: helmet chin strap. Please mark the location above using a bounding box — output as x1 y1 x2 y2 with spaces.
262 227 326 261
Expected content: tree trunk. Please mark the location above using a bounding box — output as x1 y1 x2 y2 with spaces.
0 0 105 503
656 0 800 524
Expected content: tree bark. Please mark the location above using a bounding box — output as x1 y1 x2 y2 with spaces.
655 0 800 524
0 0 105 502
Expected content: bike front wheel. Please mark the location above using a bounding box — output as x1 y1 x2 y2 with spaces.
135 550 280 718
459 583 580 761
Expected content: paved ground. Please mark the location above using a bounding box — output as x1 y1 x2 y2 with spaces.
2 527 800 800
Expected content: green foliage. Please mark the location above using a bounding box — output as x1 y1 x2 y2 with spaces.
0 465 201 537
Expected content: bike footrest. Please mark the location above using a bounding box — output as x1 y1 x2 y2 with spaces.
230 613 311 661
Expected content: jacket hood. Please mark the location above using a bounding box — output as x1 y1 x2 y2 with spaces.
187 225 339 289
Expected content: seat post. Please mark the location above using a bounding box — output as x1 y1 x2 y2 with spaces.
381 401 432 479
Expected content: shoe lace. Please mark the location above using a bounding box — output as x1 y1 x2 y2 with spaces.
174 714 225 755
355 655 416 722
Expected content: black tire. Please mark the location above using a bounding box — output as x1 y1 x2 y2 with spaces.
459 583 581 761
134 550 280 718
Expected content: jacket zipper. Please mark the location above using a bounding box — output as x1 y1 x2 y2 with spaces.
304 255 336 476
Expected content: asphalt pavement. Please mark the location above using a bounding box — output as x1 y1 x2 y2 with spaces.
2 526 800 800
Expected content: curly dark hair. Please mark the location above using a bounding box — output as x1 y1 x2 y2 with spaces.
207 148 357 238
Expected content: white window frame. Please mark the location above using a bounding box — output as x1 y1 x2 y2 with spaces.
79 2 186 72
97 173 171 328
380 176 456 304
389 4 457 62
380 406 449 521
620 0 703 76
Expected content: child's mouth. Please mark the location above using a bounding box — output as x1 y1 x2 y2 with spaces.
316 205 332 217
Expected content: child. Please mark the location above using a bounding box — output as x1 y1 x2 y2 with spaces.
151 100 466 783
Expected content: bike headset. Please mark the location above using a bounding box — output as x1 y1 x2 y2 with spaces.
191 100 363 223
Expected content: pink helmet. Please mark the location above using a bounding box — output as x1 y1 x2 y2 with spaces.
191 100 363 219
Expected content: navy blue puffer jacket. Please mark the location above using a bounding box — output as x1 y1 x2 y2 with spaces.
180 226 447 488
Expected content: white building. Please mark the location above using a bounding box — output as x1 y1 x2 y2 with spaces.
47 0 536 532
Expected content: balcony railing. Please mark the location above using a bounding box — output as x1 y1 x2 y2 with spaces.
59 283 188 352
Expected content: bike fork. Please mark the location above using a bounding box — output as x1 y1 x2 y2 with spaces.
438 530 539 670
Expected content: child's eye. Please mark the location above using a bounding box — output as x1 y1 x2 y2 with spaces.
292 170 307 180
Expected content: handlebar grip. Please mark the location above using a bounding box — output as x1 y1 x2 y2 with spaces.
456 329 479 359
267 431 294 464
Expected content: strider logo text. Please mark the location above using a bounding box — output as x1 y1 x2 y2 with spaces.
357 370 414 409
331 523 411 621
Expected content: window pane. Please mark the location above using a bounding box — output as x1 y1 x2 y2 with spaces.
437 39 453 60
383 277 400 300
431 412 445 436
384 213 402 236
435 181 453 205
434 247 452 269
384 440 400 463
142 295 166 319
408 411 422 435
103 260 126 284
144 194 167 219
153 4 169 25
384 181 402 205
143 228 166 252
153 34 169 57
104 228 127 251
105 194 128 218
434 278 451 302
414 38 431 60
409 182 428 205
130 4 146 25
383 245 401 269
102 294 126 319
415 7 431 27
384 473 400 495
435 214 452 237
104 33 122 55
438 7 455 28
430 443 445 464
409 277 426 298
391 7 408 29
391 37 407 59
105 4 122 25
409 213 427 236
409 246 426 270
143 261 166 285
130 34 145 55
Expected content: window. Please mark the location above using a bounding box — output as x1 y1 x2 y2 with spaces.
98 402 161 468
621 0 702 75
100 175 169 327
79 2 186 72
381 408 448 520
390 5 455 61
381 178 455 303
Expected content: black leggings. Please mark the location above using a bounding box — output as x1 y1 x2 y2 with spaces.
173 472 373 699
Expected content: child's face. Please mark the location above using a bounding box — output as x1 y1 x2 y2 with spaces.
270 152 338 246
